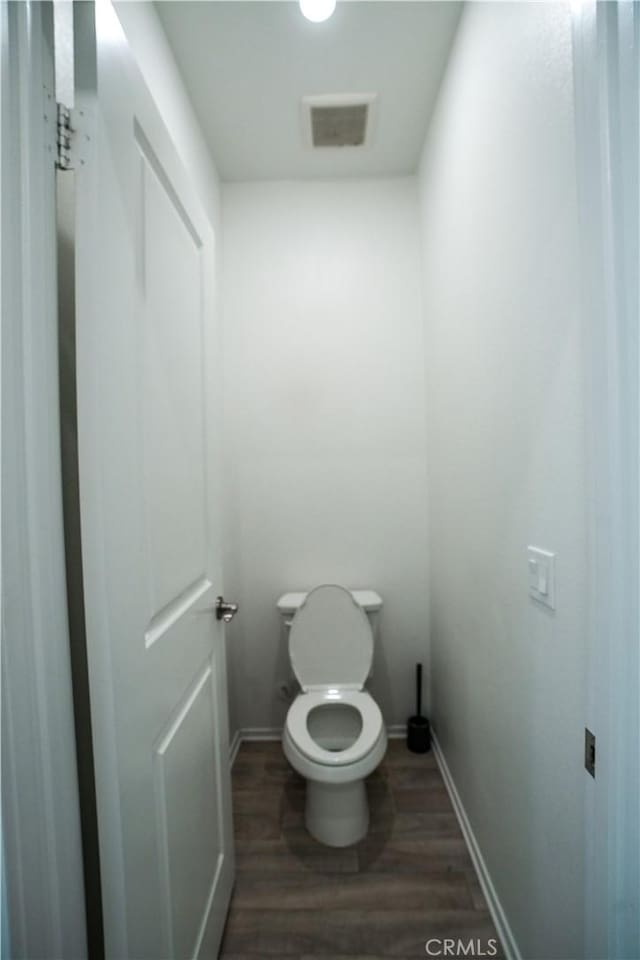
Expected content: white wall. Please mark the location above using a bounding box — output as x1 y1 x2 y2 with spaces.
417 4 586 959
222 179 429 733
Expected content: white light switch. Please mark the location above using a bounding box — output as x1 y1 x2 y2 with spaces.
527 546 556 610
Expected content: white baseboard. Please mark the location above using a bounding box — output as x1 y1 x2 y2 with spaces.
386 724 407 739
240 726 282 741
432 733 521 960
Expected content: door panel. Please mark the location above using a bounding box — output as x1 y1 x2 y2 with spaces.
74 2 233 956
154 663 224 960
139 129 208 611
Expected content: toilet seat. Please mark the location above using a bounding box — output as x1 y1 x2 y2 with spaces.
286 690 383 767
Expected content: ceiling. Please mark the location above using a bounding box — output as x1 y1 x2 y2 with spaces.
156 1 462 182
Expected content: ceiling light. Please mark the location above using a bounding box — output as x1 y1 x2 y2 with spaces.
299 0 336 23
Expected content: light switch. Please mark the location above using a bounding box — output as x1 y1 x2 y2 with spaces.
527 546 556 610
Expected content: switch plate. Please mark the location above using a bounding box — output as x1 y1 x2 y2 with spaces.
527 546 556 610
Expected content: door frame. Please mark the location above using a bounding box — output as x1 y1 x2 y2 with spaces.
0 2 87 956
572 3 640 957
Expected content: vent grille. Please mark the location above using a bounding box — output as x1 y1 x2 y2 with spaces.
310 103 369 148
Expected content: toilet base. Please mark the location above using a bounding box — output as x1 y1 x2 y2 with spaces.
305 778 369 847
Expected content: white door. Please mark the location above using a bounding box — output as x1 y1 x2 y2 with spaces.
73 2 234 957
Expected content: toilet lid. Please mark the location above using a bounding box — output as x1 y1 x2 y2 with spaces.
289 584 373 691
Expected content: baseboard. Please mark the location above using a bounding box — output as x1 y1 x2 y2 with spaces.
432 733 522 960
386 724 407 739
228 727 280 768
240 726 282 741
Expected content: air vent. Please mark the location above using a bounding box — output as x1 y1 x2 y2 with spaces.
311 104 368 147
302 93 377 149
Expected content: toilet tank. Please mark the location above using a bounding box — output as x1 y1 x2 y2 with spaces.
276 588 383 629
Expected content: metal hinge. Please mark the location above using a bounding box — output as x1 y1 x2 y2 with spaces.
56 102 75 170
585 728 596 778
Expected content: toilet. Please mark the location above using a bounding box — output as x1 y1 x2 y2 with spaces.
278 584 387 847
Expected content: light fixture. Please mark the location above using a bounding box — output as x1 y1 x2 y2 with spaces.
299 0 336 23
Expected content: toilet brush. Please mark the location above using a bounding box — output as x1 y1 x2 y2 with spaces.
407 662 430 753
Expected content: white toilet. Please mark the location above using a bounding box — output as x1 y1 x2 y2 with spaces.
278 584 387 848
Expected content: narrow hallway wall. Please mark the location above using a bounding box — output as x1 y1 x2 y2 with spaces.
417 4 587 958
222 179 429 735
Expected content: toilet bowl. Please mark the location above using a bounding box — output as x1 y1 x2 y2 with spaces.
281 584 387 847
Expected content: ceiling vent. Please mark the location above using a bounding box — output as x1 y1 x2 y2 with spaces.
302 93 377 149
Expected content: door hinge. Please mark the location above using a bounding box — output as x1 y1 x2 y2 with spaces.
56 102 75 170
585 728 596 778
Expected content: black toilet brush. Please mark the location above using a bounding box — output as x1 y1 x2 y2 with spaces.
407 662 430 753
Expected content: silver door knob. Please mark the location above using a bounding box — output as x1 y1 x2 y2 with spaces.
215 597 239 623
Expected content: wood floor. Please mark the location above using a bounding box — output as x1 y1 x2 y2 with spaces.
219 739 503 959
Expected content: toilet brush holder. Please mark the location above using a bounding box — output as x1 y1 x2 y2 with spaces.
407 663 430 754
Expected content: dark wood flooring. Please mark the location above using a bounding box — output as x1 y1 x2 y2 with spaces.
219 739 503 959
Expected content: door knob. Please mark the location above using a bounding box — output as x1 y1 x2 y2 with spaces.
215 597 239 623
